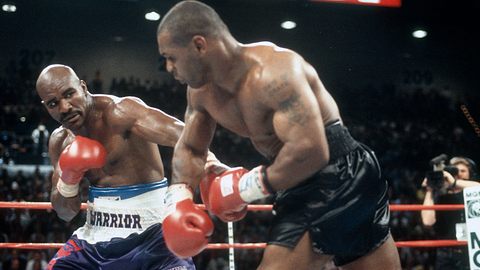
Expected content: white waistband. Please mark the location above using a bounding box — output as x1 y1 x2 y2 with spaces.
74 183 167 244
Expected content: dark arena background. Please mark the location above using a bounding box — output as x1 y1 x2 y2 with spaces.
1 0 480 269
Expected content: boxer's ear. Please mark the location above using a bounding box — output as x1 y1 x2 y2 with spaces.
192 35 207 54
80 80 88 95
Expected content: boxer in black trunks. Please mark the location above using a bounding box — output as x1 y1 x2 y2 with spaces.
157 1 402 269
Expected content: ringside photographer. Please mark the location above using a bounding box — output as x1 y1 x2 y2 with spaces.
421 155 480 270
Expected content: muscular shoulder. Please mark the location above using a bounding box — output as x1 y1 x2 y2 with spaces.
244 43 305 104
246 42 301 67
94 94 131 112
104 95 146 113
101 95 147 129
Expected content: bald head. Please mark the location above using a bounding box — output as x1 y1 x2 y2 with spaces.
36 64 80 92
157 0 229 46
35 64 91 128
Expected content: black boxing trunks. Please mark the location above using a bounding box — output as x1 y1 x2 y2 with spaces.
268 122 390 266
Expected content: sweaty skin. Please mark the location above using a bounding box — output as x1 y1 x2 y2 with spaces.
36 65 184 221
196 44 340 159
160 37 340 191
158 5 401 266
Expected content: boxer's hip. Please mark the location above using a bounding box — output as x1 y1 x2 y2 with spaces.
74 179 168 244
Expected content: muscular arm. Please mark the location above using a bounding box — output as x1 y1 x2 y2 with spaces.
172 90 217 189
110 97 184 147
454 179 480 189
260 58 329 190
421 188 436 226
49 129 81 222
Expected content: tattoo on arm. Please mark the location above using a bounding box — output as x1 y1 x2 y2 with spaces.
278 93 309 125
264 75 309 126
264 74 289 97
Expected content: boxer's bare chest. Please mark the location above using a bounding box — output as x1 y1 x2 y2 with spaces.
83 128 161 185
83 119 127 163
80 131 124 179
203 87 282 158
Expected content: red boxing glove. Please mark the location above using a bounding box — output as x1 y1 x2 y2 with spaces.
163 184 214 258
206 166 273 222
200 168 248 222
199 171 216 211
57 136 107 197
199 158 231 210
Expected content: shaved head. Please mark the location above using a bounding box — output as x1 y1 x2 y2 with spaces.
157 0 229 46
35 64 91 129
36 64 80 93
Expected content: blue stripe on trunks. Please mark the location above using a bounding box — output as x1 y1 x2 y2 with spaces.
88 179 168 202
49 224 196 269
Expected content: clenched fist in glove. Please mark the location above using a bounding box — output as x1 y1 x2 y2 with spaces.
200 166 274 222
163 184 214 258
57 136 107 197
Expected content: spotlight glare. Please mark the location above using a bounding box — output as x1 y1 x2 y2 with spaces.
412 29 427 39
2 4 17 12
145 11 160 21
281 21 296 30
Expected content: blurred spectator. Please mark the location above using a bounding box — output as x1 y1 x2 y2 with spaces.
91 70 104 94
25 251 47 270
2 250 27 270
1 62 480 268
31 124 49 164
0 143 5 166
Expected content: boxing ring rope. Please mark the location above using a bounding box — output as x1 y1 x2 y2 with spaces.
0 240 468 250
0 201 466 211
0 201 468 250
